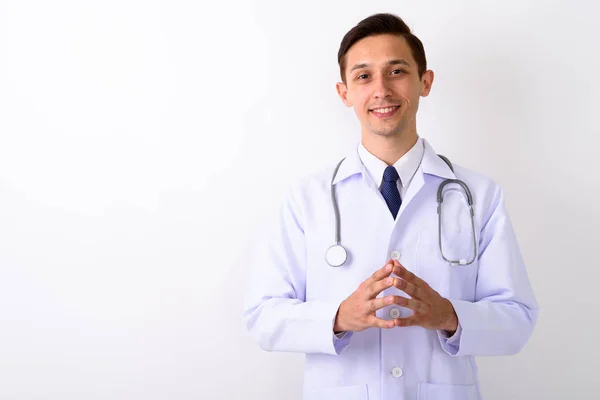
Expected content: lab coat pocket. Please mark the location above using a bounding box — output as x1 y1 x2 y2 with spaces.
303 384 369 400
416 229 477 301
417 382 478 400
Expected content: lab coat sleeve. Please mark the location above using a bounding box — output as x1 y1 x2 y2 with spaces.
438 185 539 357
438 323 462 346
243 183 353 355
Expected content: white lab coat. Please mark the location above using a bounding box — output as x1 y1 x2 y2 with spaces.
243 139 539 400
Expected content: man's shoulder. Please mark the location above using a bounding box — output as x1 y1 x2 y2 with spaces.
452 163 498 188
449 162 505 211
308 158 350 184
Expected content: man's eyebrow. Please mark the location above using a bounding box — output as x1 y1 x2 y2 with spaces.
349 59 411 72
350 63 369 72
388 59 411 67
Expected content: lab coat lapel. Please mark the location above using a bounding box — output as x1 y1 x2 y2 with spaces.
398 168 425 217
420 139 456 180
396 139 455 219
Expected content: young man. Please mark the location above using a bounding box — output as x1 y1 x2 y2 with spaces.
243 13 539 400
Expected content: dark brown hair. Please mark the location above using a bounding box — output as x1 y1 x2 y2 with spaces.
337 13 427 82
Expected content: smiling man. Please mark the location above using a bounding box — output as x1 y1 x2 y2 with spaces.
244 13 539 400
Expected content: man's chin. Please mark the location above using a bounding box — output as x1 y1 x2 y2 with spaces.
367 126 402 138
364 117 404 136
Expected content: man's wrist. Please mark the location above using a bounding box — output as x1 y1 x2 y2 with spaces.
441 299 458 333
333 319 346 333
333 300 345 333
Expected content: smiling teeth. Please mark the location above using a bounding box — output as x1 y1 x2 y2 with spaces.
373 107 396 113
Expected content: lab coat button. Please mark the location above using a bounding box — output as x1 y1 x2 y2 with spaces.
392 367 403 378
391 250 401 260
389 307 400 319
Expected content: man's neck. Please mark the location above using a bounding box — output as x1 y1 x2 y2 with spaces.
361 131 418 166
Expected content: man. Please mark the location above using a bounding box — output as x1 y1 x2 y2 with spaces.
243 13 539 400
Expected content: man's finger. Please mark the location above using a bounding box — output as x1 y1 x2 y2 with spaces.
393 296 423 312
394 316 419 327
366 275 395 299
393 264 429 289
393 277 423 299
369 295 397 312
363 261 394 288
367 316 395 329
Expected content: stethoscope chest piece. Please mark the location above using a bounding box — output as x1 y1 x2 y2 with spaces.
326 244 347 267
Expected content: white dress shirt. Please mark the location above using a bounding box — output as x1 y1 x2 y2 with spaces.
357 136 425 203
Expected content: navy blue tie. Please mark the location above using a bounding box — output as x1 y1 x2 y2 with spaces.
381 166 401 219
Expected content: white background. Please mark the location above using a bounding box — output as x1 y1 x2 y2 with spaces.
1 1 598 399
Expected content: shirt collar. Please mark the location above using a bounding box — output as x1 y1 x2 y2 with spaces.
357 137 425 189
331 137 455 185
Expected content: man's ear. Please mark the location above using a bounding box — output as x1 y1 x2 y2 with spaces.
336 82 352 107
420 70 434 97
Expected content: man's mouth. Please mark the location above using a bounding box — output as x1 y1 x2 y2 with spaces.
369 106 400 118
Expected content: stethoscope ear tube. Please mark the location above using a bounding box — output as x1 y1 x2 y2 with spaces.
327 158 347 267
331 158 346 245
437 178 478 266
437 179 474 206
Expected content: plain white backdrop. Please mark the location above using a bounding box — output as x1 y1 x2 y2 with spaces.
1 0 599 399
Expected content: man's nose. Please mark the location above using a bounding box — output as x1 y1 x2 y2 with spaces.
373 76 392 99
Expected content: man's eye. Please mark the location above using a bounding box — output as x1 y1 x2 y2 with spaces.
357 74 369 80
391 69 406 75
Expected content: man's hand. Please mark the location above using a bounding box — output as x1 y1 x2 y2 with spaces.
390 261 458 333
333 260 401 333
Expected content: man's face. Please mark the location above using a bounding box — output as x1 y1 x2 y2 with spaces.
336 34 433 138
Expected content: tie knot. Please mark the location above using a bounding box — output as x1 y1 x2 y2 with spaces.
383 166 399 182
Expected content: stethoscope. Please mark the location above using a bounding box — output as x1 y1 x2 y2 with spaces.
325 154 478 268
